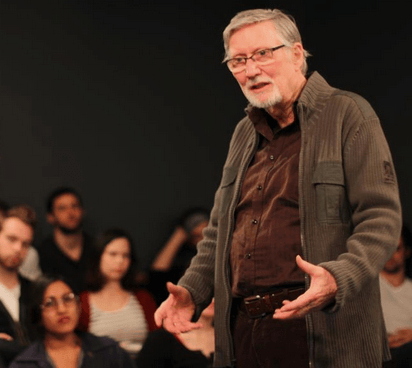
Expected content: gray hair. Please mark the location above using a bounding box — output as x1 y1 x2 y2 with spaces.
222 9 311 75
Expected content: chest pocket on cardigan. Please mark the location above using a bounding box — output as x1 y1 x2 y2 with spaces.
219 166 238 218
312 162 350 224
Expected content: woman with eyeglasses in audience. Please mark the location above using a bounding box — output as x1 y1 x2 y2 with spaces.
77 228 157 357
9 275 135 367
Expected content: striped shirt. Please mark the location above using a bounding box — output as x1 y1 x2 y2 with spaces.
89 293 148 344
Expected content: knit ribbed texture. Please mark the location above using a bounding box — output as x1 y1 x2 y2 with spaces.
179 72 402 367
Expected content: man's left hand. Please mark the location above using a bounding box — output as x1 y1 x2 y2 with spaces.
273 255 337 319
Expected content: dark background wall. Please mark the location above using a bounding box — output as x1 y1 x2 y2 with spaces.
0 0 410 270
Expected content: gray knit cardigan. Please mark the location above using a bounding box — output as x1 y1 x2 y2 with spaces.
179 72 402 368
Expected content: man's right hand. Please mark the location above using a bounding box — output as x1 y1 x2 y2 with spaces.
154 282 202 334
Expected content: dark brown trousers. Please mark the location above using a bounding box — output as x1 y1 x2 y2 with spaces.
231 298 309 368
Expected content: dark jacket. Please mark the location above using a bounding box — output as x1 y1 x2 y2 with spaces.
9 331 136 368
38 233 93 293
0 276 35 366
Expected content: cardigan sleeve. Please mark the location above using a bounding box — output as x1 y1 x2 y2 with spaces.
318 94 402 311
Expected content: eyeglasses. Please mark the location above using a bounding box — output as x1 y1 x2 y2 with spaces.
225 45 286 73
40 292 78 310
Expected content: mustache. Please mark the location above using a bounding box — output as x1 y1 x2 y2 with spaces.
245 77 273 89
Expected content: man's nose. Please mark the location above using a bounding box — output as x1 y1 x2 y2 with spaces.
244 58 262 77
12 241 24 253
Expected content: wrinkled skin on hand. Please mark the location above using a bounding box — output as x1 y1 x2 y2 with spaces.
273 255 338 320
154 282 202 334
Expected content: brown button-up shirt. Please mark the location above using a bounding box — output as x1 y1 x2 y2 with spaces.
230 110 305 297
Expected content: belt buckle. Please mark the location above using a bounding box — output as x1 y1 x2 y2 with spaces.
244 294 261 305
244 295 267 319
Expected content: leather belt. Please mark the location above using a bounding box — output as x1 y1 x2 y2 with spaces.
241 287 305 319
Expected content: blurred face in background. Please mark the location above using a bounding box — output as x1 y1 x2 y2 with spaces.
41 280 80 337
99 237 131 282
0 217 33 271
383 236 410 274
48 194 84 234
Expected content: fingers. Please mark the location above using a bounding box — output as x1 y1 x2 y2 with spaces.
166 282 192 304
161 313 202 334
272 294 312 320
154 298 170 327
154 285 198 333
273 304 308 320
154 308 164 327
296 255 318 275
166 281 180 295
277 292 312 312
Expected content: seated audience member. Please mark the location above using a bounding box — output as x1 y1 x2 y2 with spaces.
0 205 37 366
137 298 215 368
9 275 136 368
78 228 157 357
38 187 93 292
0 200 41 282
381 222 412 367
148 207 209 305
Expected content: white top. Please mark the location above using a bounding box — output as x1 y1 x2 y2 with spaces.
19 246 42 281
379 275 412 334
89 293 148 345
0 282 21 321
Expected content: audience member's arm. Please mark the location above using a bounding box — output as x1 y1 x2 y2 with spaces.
151 227 188 271
388 328 412 348
0 333 12 341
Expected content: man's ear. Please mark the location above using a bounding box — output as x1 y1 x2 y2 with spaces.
292 42 304 71
46 213 55 225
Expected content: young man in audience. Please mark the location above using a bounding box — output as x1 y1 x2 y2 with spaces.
38 187 93 292
1 201 42 282
0 204 37 366
380 223 412 367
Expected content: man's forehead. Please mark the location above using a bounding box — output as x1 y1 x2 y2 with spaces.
0 217 33 237
2 216 24 228
53 193 80 206
228 21 280 54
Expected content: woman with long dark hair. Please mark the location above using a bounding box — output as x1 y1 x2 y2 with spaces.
78 228 157 356
9 275 135 367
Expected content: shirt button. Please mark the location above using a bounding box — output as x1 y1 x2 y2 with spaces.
245 253 251 259
257 185 262 190
270 155 274 160
251 219 258 224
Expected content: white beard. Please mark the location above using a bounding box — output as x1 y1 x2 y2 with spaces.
241 78 282 108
